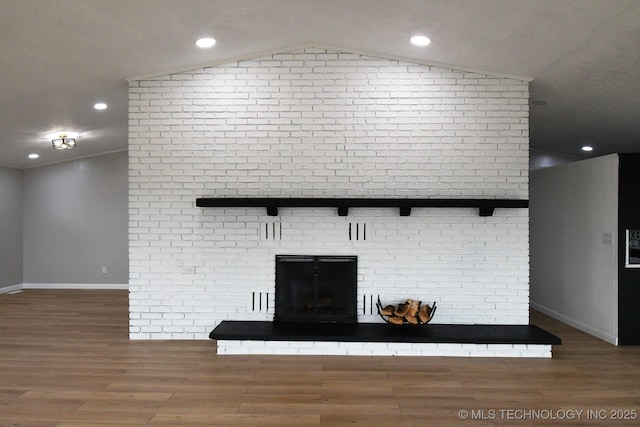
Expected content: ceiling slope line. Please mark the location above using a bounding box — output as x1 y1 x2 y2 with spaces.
126 43 533 83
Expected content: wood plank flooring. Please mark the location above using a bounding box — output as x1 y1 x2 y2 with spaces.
0 289 639 426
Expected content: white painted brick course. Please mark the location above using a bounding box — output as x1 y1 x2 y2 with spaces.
129 47 530 343
216 340 551 358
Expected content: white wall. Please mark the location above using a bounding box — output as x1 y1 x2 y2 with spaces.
0 166 23 290
530 154 619 344
22 151 129 285
128 46 530 339
530 149 580 171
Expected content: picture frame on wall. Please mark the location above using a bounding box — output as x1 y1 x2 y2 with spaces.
625 229 640 268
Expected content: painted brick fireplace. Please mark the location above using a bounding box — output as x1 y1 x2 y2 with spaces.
128 45 531 349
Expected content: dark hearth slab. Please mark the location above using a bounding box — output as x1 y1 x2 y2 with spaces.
476 325 561 344
210 321 561 345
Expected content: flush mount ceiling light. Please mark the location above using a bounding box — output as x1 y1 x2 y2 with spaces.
195 37 216 48
410 35 431 47
582 145 594 152
94 102 107 110
52 133 77 150
28 153 39 159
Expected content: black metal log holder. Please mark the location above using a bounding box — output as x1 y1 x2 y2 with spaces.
376 296 437 326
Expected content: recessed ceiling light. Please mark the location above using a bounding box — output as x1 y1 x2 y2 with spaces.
410 35 431 47
582 145 594 152
94 102 107 110
195 37 216 48
28 153 39 159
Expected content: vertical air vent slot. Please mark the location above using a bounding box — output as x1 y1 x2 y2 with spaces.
362 294 378 315
348 223 367 241
260 222 282 241
251 292 270 313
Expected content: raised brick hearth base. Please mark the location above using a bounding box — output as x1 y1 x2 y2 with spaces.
211 321 561 358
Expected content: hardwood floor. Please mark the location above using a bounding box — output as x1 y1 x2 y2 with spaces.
0 290 638 426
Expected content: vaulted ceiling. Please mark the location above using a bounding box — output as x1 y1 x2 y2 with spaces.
1 0 639 168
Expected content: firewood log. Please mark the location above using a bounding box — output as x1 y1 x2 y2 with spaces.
394 303 410 317
380 305 395 316
387 316 404 325
418 303 432 323
407 299 421 317
405 314 419 325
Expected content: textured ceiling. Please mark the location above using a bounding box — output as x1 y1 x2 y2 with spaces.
1 0 639 168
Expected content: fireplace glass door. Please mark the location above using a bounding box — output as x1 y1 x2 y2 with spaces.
275 255 357 323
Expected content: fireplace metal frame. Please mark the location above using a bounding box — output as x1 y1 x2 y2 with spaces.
275 255 358 324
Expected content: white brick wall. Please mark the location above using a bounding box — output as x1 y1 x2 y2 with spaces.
129 46 529 340
217 340 551 358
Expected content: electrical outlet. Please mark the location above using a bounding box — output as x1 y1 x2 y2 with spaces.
101 266 107 274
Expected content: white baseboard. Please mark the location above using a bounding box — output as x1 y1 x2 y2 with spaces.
530 301 618 345
0 284 24 294
20 283 129 290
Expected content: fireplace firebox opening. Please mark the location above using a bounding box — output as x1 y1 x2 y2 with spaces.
275 255 357 323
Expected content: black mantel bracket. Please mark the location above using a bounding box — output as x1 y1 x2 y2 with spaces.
195 197 528 217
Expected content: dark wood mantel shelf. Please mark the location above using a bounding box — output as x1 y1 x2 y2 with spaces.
195 197 528 217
